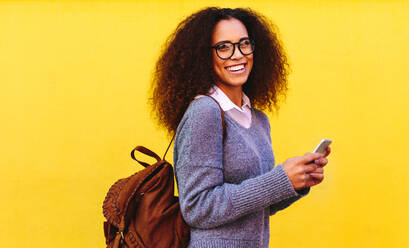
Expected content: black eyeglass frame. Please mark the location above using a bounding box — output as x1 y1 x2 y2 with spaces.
211 38 255 60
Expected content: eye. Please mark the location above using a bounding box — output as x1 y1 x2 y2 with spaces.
216 43 231 51
240 39 251 47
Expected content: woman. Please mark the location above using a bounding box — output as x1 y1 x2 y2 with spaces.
150 7 330 248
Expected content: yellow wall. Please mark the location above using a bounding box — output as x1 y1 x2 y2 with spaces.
1 0 408 247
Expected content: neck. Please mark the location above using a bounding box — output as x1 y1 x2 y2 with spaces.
216 83 243 107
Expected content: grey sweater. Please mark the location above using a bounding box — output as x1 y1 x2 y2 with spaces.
174 97 309 248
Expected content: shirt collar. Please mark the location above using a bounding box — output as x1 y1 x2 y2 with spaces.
208 85 251 112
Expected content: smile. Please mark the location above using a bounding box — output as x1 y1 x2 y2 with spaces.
226 63 246 73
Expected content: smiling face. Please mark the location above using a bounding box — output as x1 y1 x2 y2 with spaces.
211 18 253 90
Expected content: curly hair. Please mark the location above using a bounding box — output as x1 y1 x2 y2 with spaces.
149 7 290 136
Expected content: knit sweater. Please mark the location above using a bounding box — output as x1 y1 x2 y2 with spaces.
173 96 309 248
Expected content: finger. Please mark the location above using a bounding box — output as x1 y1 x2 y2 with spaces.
306 175 324 187
301 152 323 164
305 178 319 187
303 164 318 173
324 146 331 157
311 167 324 173
314 158 328 167
309 173 324 180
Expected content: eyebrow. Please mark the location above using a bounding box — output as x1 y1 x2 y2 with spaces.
213 37 250 46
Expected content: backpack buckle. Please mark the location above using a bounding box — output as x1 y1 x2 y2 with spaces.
117 231 124 239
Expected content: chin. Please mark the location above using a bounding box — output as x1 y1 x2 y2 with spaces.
223 77 248 87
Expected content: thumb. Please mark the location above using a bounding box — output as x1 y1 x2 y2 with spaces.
301 152 323 164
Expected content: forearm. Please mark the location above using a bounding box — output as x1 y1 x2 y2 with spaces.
177 164 299 229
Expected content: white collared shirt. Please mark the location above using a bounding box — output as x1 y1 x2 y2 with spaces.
195 85 252 128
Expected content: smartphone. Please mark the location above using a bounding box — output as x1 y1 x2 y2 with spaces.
313 139 332 154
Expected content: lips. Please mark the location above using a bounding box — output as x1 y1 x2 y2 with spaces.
226 63 246 72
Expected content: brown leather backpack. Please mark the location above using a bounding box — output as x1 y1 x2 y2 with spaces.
102 144 190 248
102 96 225 248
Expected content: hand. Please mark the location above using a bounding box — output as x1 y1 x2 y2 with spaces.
282 150 329 190
309 146 331 182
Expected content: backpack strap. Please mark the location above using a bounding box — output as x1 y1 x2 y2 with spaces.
162 95 226 160
131 146 161 168
163 133 176 161
209 96 227 140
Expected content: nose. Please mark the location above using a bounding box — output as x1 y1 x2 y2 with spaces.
231 44 244 60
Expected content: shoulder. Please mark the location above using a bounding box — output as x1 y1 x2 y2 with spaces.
252 108 270 125
174 96 224 165
184 96 222 122
176 96 223 135
189 96 220 112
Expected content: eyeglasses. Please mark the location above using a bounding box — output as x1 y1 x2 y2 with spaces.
211 38 255 60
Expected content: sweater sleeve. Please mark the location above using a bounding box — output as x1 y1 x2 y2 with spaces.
174 98 300 229
269 186 310 215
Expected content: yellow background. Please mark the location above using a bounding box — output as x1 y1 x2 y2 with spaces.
1 0 408 247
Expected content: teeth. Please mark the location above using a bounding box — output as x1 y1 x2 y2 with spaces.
227 64 245 71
